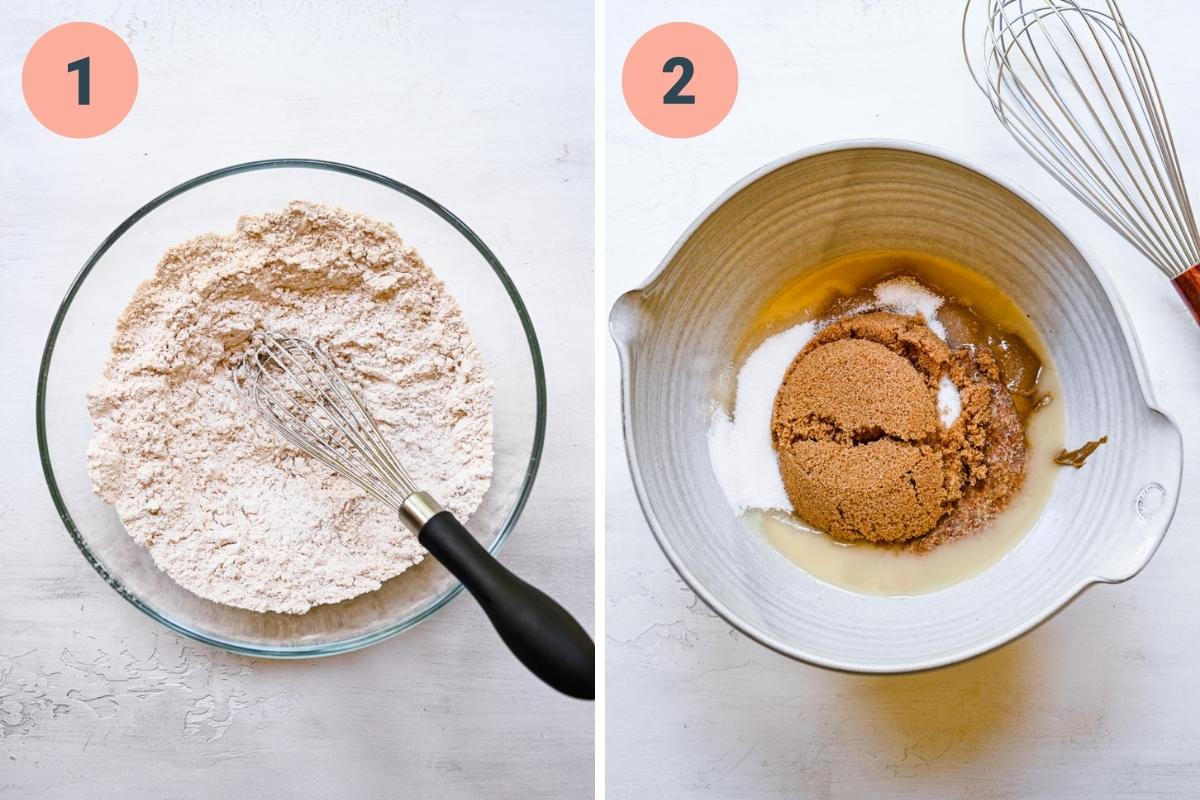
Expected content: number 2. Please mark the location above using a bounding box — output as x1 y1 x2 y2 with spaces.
662 56 695 105
67 56 90 105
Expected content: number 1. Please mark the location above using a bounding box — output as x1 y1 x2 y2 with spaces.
67 56 90 105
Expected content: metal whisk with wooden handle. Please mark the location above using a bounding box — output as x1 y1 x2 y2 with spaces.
963 0 1200 324
233 331 594 699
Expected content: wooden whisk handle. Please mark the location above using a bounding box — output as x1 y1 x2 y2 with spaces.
1174 264 1200 326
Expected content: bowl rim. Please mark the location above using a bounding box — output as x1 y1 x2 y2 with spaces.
611 138 1183 674
36 157 547 659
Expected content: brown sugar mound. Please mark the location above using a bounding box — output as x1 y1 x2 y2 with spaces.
778 439 948 542
775 338 938 444
770 311 1027 547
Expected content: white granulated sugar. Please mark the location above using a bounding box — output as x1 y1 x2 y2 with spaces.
86 201 493 614
709 278 963 515
937 375 962 427
707 322 814 513
873 277 947 340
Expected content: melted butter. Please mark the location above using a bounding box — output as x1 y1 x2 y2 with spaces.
730 250 1066 596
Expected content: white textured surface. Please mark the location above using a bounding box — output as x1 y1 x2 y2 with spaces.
0 2 593 797
606 1 1200 797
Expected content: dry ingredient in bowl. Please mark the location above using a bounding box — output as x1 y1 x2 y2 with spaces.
709 252 1070 596
86 201 493 614
771 309 1025 550
711 272 1049 552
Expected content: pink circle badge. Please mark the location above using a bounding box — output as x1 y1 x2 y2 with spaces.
22 22 138 138
622 22 737 138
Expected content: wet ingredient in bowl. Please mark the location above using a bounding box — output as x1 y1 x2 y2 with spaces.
86 201 493 614
708 251 1066 595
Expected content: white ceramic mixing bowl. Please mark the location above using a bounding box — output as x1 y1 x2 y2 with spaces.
611 141 1183 673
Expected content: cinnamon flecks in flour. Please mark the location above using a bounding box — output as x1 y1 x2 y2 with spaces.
86 201 493 614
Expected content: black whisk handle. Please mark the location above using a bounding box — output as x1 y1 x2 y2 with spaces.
417 511 595 700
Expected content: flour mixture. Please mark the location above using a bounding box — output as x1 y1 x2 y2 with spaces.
86 201 493 613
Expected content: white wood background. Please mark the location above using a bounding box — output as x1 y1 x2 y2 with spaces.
0 2 594 798
605 1 1200 798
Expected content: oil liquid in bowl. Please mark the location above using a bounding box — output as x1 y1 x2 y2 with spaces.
720 251 1066 596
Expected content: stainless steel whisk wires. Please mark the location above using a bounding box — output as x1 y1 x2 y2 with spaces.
963 0 1200 281
231 330 596 699
233 331 419 511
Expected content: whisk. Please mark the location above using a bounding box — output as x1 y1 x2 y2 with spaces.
234 331 594 699
963 0 1200 324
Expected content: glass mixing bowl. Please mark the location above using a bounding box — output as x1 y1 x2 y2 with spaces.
37 159 545 657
